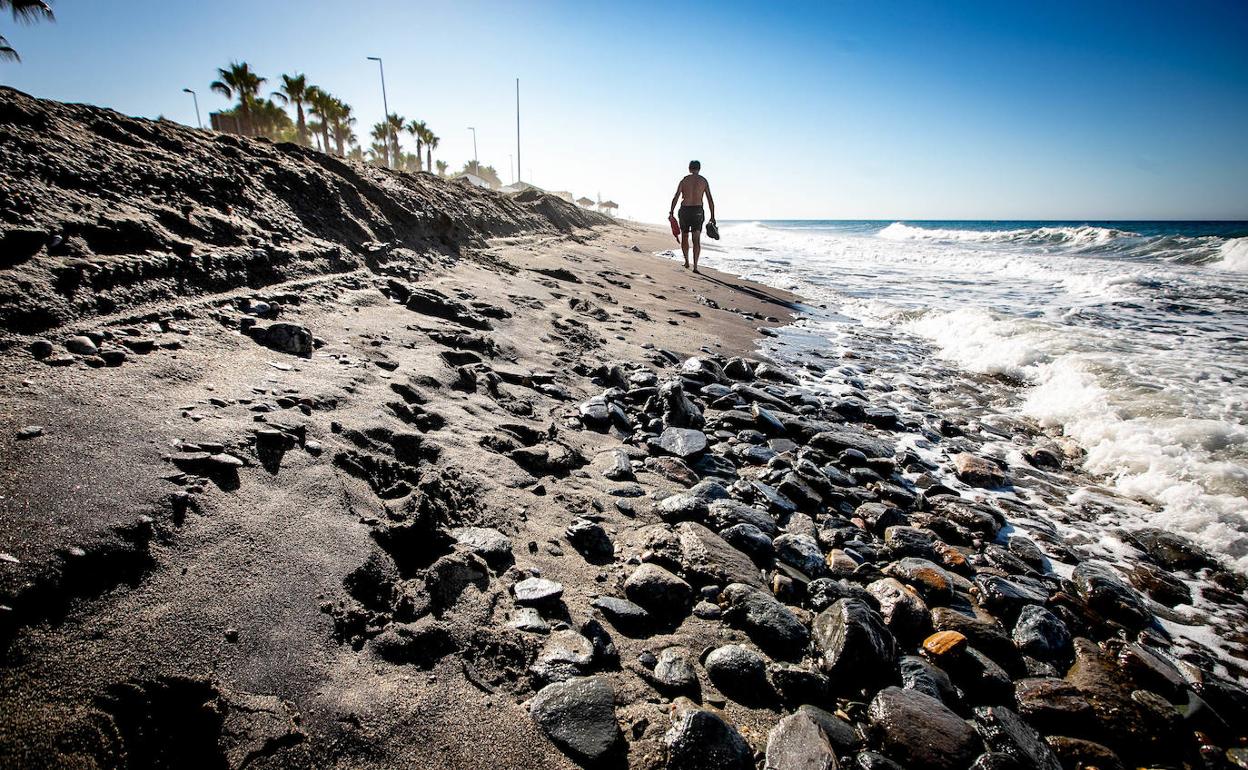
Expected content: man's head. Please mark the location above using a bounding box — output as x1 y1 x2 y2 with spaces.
689 160 701 174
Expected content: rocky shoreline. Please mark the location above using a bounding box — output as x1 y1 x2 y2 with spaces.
2 89 1247 769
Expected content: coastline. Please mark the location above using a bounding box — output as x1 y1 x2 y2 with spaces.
2 88 1248 770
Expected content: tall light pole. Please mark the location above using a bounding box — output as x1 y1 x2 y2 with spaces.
515 78 521 183
467 126 478 173
367 56 392 167
182 88 202 129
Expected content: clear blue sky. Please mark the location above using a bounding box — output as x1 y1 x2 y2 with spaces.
2 0 1246 221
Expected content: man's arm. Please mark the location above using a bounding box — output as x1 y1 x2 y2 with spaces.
705 182 716 223
669 183 681 216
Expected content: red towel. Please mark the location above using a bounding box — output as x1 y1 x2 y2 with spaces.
668 214 680 242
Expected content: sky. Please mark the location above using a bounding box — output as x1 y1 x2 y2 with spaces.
2 0 1247 221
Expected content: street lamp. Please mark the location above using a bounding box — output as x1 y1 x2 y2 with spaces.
366 56 392 167
467 126 478 173
182 88 202 129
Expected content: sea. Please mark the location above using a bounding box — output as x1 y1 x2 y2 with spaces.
678 220 1248 580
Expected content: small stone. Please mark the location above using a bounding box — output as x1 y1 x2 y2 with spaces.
29 339 54 359
529 676 620 764
704 644 769 699
65 335 98 356
657 427 708 458
867 577 931 642
774 533 827 578
565 518 614 563
623 563 691 617
868 687 982 770
953 453 1007 487
922 630 968 660
514 577 564 606
1011 605 1072 662
592 596 651 628
16 425 44 440
653 647 699 693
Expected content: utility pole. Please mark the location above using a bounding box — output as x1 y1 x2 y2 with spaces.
182 88 202 129
367 56 392 168
515 78 521 183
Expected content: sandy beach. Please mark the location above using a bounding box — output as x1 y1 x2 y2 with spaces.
3 87 1248 770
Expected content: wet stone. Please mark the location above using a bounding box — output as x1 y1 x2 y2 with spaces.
952 453 1007 488
774 533 827 578
1072 561 1151 629
623 563 692 618
899 655 960 706
813 598 898 687
974 575 1048 618
883 558 955 603
1127 527 1217 571
868 687 982 770
867 577 931 642
1013 677 1094 735
721 582 810 657
973 705 1062 770
883 526 940 560
767 663 832 705
1011 605 1072 663
653 647 699 693
657 426 708 458
1127 562 1192 607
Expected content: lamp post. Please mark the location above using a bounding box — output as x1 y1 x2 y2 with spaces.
366 56 392 167
467 126 478 174
182 88 202 129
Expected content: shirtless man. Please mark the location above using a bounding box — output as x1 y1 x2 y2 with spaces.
669 160 715 272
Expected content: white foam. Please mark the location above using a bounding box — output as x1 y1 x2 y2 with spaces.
1216 237 1248 272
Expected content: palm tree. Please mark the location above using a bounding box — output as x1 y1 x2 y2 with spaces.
460 161 502 188
423 129 438 175
405 120 427 172
272 73 310 145
385 113 405 169
0 0 53 63
306 86 335 155
211 61 265 136
370 122 389 166
307 119 325 152
435 160 448 176
329 99 355 157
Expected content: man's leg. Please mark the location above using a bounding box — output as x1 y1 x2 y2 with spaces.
692 231 701 273
680 231 690 267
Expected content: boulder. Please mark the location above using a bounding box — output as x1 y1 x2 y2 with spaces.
704 644 769 700
657 427 709 458
664 709 753 770
764 711 837 770
721 582 810 657
529 676 620 764
867 687 981 770
255 322 314 356
972 706 1062 770
812 599 897 687
676 521 763 588
624 563 692 618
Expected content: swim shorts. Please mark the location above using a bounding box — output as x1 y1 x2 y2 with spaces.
678 205 705 234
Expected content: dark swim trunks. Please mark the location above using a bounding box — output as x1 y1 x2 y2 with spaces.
678 205 705 234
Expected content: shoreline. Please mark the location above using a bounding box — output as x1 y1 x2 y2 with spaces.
2 88 1248 769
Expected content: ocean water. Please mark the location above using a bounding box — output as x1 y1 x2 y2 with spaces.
687 220 1248 573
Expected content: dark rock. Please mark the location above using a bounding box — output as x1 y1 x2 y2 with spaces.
65 335 98 355
579 397 611 431
774 533 827 578
724 357 755 380
721 582 810 657
899 655 960 707
765 711 837 770
708 500 778 536
652 647 700 693
29 338 54 358
660 380 705 429
657 427 708 458
721 523 775 564
566 518 614 563
868 687 982 770
930 608 1021 675
853 751 907 770
798 704 862 753
256 322 313 356
1072 561 1151 629
883 526 939 560
514 577 564 606
1044 737 1125 770
452 526 513 569
1011 605 1072 663
426 551 489 608
974 575 1048 618
810 427 895 461
648 456 700 486
676 521 763 588
624 563 692 617
812 598 897 687
883 558 956 604
1126 563 1191 607
752 480 797 515
657 493 710 522
530 630 594 684
529 676 620 764
767 663 831 705
973 706 1062 770
867 578 931 643
1127 527 1217 571
598 448 635 480
592 596 651 629
704 644 769 699
1013 677 1094 736
664 709 753 770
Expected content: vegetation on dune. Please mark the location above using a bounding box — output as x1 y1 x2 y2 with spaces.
461 161 502 188
0 0 53 63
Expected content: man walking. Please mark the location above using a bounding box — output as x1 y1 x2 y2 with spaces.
669 160 716 273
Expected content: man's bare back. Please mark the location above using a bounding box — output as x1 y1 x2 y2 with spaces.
677 173 709 206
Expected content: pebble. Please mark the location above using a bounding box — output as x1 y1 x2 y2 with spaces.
16 425 44 439
652 647 699 693
65 335 98 355
513 577 564 606
529 676 620 764
703 644 769 699
663 708 753 770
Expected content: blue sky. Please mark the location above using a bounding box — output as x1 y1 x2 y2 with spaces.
2 0 1246 221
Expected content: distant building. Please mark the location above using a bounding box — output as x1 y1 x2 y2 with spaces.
457 173 491 188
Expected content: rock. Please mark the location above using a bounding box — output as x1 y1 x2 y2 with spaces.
514 577 564 606
531 630 595 684
899 655 960 706
721 523 775 564
664 709 753 770
852 751 907 770
452 526 513 568
767 664 832 705
883 558 955 604
1044 737 1125 770
867 578 931 642
676 521 764 588
867 687 981 770
952 453 1007 487
721 582 810 657
973 706 1062 770
930 608 1020 673
29 339 54 359
974 575 1048 618
752 480 797 515
809 427 895 461
624 563 692 618
426 551 489 608
510 606 551 633
708 500 778 536
660 380 705 429
812 599 897 687
797 705 861 754
649 456 700 486
1013 677 1094 735
529 676 620 764
1011 605 1072 663
592 596 651 629
704 644 769 699
509 442 588 476
566 518 614 563
755 362 799 385
657 427 708 458
1127 527 1217 571
724 357 755 380
753 403 787 436
1072 561 1150 629
1126 562 1192 606
774 533 827 579
657 493 710 522
16 425 43 440
765 711 837 770
65 335 98 355
579 396 611 431
690 479 731 500
598 448 635 480
256 322 314 356
653 647 700 693
883 526 939 560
